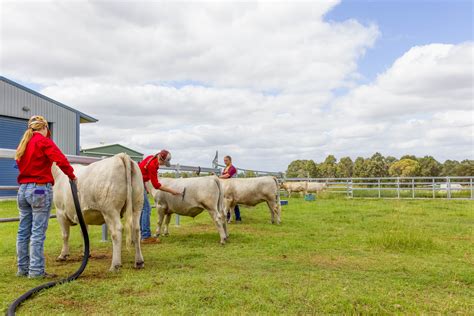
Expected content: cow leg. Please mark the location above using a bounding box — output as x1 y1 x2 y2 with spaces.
266 201 276 224
133 210 144 269
105 214 123 272
222 211 229 239
163 213 171 236
56 211 70 261
207 209 227 245
266 200 281 225
155 205 165 237
224 199 233 223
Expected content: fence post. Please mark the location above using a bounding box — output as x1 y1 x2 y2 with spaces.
378 178 381 198
397 177 400 199
412 178 415 199
447 177 451 199
175 164 181 226
470 178 473 200
432 178 435 199
101 224 108 242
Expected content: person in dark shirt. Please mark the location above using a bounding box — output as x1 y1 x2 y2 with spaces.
219 155 242 222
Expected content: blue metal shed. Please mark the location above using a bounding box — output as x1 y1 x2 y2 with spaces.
0 77 97 197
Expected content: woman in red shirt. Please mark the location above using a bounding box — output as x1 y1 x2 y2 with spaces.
15 115 76 278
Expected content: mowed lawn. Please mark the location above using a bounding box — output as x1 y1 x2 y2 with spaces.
0 197 473 314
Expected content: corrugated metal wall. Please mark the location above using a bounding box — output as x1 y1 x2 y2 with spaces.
0 80 78 155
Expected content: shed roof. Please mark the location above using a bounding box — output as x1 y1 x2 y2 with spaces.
0 76 98 123
81 144 144 156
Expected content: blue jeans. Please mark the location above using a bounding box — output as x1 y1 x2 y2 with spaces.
17 183 53 277
140 188 152 239
227 205 242 221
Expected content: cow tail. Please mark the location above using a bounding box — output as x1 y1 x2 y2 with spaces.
214 177 224 217
273 177 281 216
120 153 134 248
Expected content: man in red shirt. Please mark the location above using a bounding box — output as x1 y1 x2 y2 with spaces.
15 115 76 278
139 149 182 243
219 155 242 222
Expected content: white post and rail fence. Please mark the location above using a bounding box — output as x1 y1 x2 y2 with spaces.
0 148 220 240
1 148 473 236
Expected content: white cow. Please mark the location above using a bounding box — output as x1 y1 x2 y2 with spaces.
147 176 228 244
439 183 464 192
219 176 281 224
306 182 327 193
53 153 145 272
281 181 308 197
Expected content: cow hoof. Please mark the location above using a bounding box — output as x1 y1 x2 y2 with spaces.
220 240 226 245
164 233 169 237
109 265 122 273
56 255 69 262
134 261 145 269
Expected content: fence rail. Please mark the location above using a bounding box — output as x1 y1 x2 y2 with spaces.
283 177 474 200
0 147 221 233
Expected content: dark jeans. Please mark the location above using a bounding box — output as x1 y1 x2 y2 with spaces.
227 205 241 221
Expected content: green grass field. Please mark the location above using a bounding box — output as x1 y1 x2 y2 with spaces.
0 197 473 314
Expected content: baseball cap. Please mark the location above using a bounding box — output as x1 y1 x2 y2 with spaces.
158 150 171 167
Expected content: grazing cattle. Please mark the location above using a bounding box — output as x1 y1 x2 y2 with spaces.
53 153 145 272
147 176 228 244
219 176 281 224
281 181 308 197
306 182 327 194
439 183 463 192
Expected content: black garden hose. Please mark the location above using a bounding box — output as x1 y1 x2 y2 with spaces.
6 179 90 316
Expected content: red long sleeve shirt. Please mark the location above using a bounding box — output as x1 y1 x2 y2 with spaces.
16 132 76 184
139 155 162 189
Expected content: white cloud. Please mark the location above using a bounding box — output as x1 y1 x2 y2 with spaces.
1 1 472 170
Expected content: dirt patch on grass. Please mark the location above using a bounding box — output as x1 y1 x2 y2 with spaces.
67 251 112 262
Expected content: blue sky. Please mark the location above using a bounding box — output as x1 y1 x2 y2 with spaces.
325 0 473 83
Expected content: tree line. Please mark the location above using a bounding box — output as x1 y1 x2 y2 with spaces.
286 153 474 178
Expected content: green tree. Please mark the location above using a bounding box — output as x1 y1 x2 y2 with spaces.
244 170 256 178
385 156 398 164
389 159 421 177
286 159 319 178
401 155 417 161
418 156 442 177
441 160 460 176
336 156 353 177
365 152 388 177
454 160 474 176
319 155 337 178
353 157 368 177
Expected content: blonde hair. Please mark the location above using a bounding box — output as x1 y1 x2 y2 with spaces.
15 115 48 160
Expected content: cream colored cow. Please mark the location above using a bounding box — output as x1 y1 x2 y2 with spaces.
53 153 144 272
147 176 228 244
220 176 281 224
